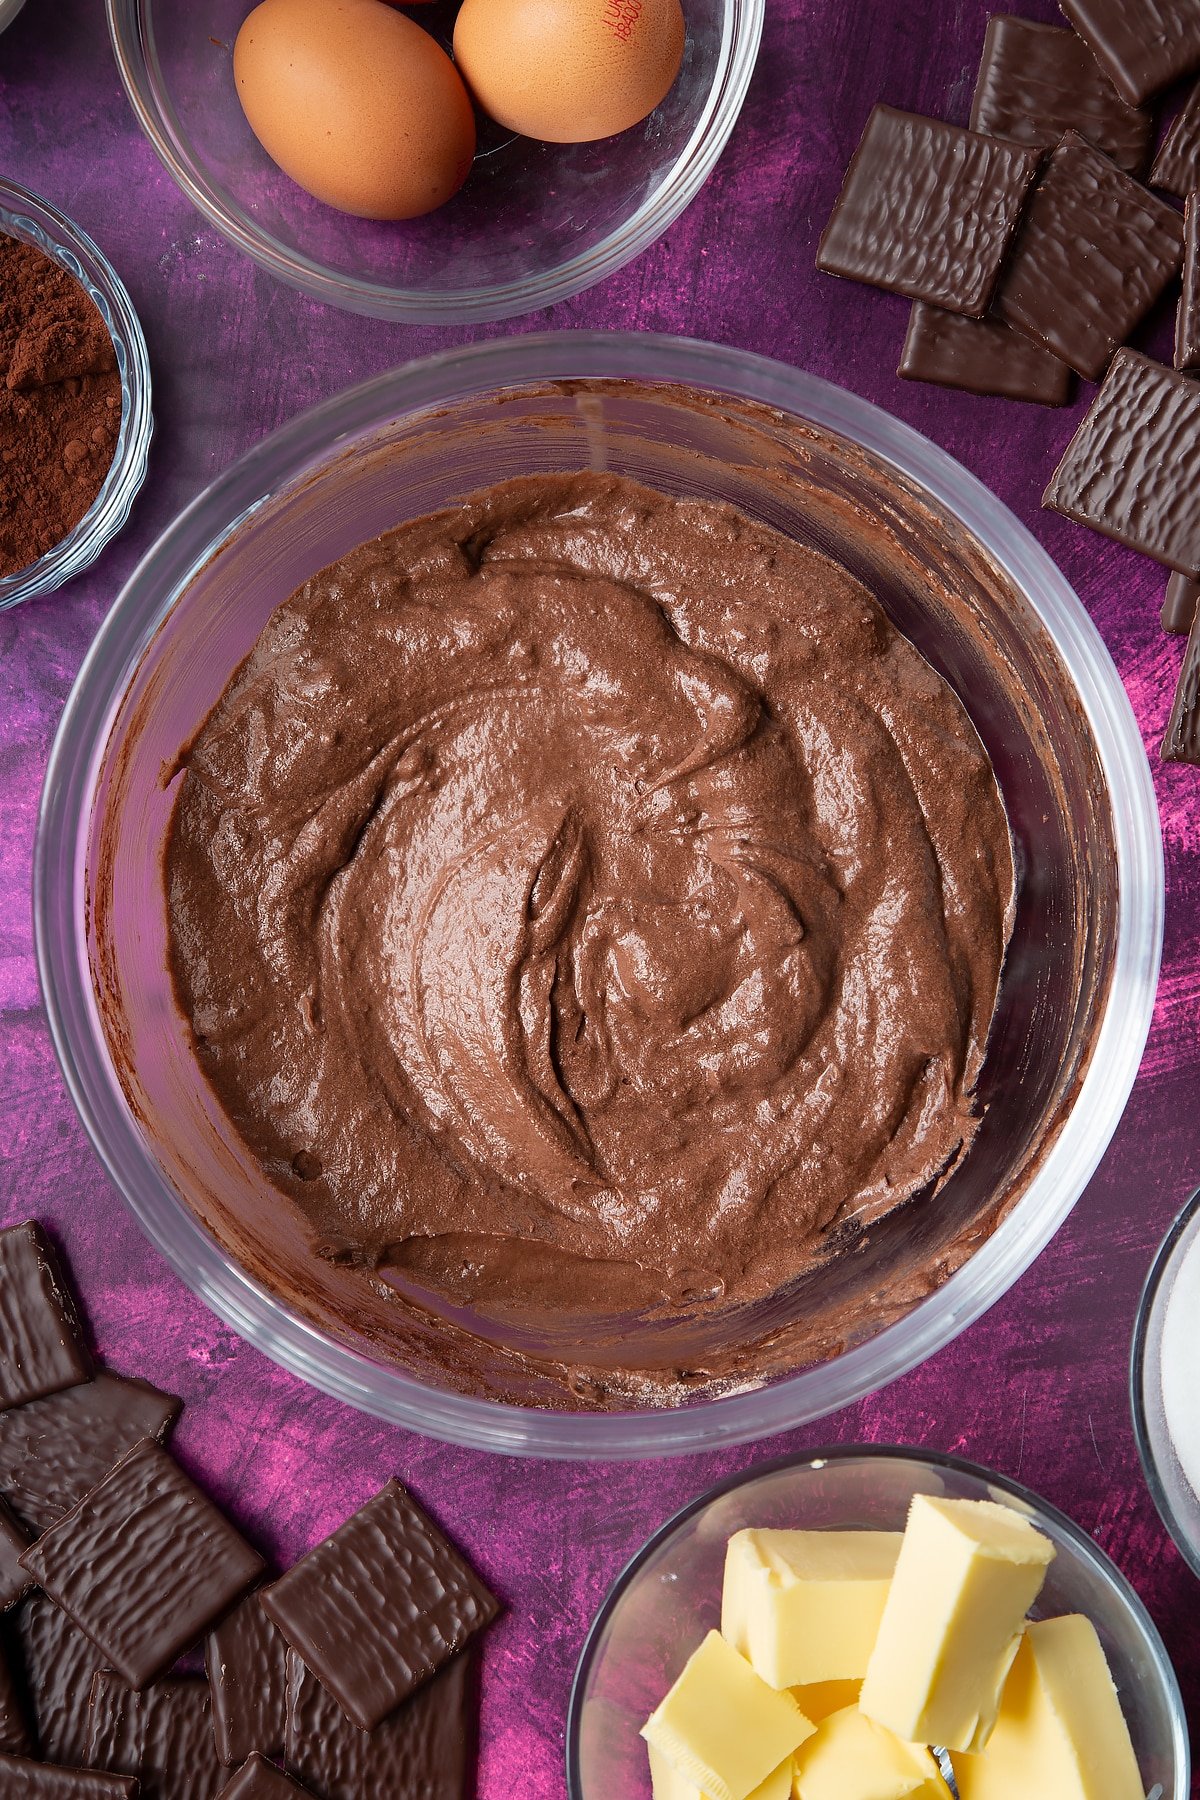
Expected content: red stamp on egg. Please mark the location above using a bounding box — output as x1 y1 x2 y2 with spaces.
602 0 643 43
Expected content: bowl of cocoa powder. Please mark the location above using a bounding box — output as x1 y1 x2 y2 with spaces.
0 177 152 608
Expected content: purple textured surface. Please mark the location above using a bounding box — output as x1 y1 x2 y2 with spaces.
0 2 1198 1795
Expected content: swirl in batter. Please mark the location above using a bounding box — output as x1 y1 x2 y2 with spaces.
166 473 1013 1365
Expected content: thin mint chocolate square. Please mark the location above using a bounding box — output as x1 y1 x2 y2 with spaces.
1163 603 1200 764
1151 81 1200 196
995 131 1182 379
260 1482 497 1733
0 1223 91 1410
206 1592 288 1765
1059 0 1200 106
970 15 1152 174
88 1671 228 1800
1177 195 1200 371
19 1439 264 1689
817 106 1041 316
285 1647 474 1800
0 1371 181 1535
898 303 1073 404
217 1755 315 1800
0 1641 32 1757
0 1758 136 1799
0 1495 32 1610
1164 573 1200 634
1044 351 1200 574
14 1589 110 1766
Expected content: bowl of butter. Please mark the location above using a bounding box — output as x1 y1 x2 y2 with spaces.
567 1446 1188 1800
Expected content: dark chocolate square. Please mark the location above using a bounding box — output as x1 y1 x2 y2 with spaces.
1177 194 1200 371
206 1592 288 1765
217 1755 315 1800
817 105 1041 316
0 1223 91 1411
0 1371 181 1536
0 1757 136 1799
1151 81 1200 196
14 1589 110 1767
285 1647 474 1800
995 130 1182 379
1163 603 1200 763
19 1439 263 1690
261 1482 497 1733
0 1639 33 1757
1044 350 1200 574
1164 573 1200 634
88 1670 230 1800
1059 0 1200 107
970 14 1152 174
0 1496 33 1611
898 302 1073 403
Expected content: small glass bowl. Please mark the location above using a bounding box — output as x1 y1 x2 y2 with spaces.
567 1447 1190 1800
105 0 764 323
1131 1189 1200 1579
0 179 152 611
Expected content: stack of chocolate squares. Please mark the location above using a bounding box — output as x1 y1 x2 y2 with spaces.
0 1221 497 1799
816 4 1200 762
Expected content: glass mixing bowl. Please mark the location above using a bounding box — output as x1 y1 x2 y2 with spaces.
0 178 152 610
35 333 1162 1457
105 0 763 322
567 1447 1189 1799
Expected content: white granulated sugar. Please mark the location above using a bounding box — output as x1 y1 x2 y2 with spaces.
1161 1227 1200 1505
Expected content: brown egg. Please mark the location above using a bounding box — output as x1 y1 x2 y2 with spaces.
453 0 686 143
234 0 476 219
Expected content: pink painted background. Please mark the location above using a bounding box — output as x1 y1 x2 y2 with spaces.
2 0 1199 1792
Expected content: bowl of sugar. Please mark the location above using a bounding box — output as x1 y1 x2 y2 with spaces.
1132 1187 1200 1580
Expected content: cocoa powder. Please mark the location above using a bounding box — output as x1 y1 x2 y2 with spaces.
0 232 121 579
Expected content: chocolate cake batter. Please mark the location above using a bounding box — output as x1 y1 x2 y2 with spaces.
165 473 1013 1386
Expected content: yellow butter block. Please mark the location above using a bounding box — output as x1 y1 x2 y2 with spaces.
859 1496 1054 1752
641 1631 816 1800
950 1616 1143 1800
722 1529 902 1686
791 1705 948 1800
790 1678 862 1723
648 1745 795 1800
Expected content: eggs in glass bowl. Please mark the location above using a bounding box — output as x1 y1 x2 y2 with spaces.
233 0 688 221
106 0 761 321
